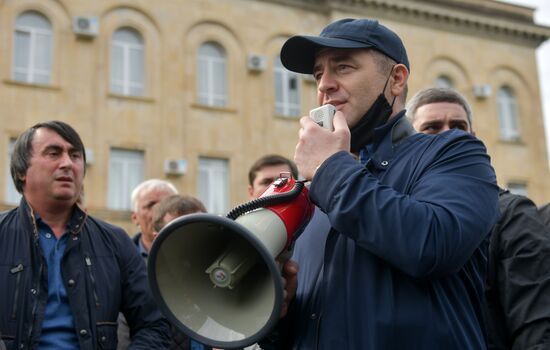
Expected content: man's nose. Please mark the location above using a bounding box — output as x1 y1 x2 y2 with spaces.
59 151 73 167
317 69 337 95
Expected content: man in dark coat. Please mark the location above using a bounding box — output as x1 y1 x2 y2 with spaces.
0 120 170 349
408 87 550 350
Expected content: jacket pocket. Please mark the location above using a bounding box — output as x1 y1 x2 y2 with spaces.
96 322 118 350
9 264 24 320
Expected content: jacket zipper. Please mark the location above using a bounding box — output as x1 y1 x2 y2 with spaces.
10 264 24 320
85 255 100 308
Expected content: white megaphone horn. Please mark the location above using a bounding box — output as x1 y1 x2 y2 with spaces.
147 174 314 349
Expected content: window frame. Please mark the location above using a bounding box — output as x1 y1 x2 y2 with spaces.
497 86 521 141
110 27 145 96
274 56 301 117
107 148 145 210
197 157 229 215
12 11 53 84
196 42 228 107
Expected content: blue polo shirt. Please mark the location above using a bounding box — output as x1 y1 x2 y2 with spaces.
37 218 78 349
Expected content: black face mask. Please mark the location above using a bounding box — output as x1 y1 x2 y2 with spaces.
350 72 396 154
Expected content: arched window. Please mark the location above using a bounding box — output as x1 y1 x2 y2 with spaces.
274 56 300 116
13 11 52 84
197 42 227 107
111 27 145 96
435 75 453 89
497 86 520 141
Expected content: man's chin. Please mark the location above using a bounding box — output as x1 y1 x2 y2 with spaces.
53 192 77 203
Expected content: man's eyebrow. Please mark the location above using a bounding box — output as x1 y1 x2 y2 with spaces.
422 121 440 126
42 143 81 152
42 144 63 153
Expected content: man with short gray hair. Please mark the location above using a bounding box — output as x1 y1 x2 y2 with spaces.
118 179 178 349
131 179 178 257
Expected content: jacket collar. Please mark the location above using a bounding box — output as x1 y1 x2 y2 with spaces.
19 197 87 239
361 111 417 171
391 112 417 147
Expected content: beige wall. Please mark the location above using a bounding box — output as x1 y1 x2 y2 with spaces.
1 0 549 234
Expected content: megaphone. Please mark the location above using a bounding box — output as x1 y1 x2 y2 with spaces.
148 175 314 349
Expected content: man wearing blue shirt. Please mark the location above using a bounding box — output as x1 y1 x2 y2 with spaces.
0 121 170 349
269 18 500 349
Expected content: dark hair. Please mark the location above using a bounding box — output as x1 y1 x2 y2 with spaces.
406 87 473 128
152 194 207 232
247 154 299 186
10 120 86 194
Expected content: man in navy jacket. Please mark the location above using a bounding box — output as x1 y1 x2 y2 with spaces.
0 121 170 349
408 87 550 350
273 18 500 349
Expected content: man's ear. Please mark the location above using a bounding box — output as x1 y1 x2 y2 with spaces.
247 185 254 199
131 212 139 226
390 64 409 98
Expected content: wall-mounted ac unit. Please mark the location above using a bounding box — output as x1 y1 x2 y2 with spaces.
473 84 492 99
164 159 188 176
247 54 267 72
73 16 99 38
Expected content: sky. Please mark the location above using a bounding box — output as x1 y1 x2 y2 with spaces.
497 0 550 167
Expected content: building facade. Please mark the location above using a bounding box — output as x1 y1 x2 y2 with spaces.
0 0 549 233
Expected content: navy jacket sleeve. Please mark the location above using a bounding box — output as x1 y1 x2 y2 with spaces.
309 133 499 278
486 191 550 350
116 232 171 349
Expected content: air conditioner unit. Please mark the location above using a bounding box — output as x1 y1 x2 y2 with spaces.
473 84 492 99
247 54 267 72
73 16 99 38
164 159 188 176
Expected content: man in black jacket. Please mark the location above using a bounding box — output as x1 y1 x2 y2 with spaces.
408 87 550 350
0 120 170 349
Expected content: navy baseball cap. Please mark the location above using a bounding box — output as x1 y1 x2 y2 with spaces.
280 18 410 74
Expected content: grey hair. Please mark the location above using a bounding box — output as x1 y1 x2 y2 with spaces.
131 179 178 212
406 87 473 128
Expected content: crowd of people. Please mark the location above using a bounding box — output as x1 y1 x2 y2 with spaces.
0 16 549 350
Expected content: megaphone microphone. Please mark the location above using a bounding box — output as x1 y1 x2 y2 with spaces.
148 175 314 349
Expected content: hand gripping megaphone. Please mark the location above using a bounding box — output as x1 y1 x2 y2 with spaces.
147 175 314 349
